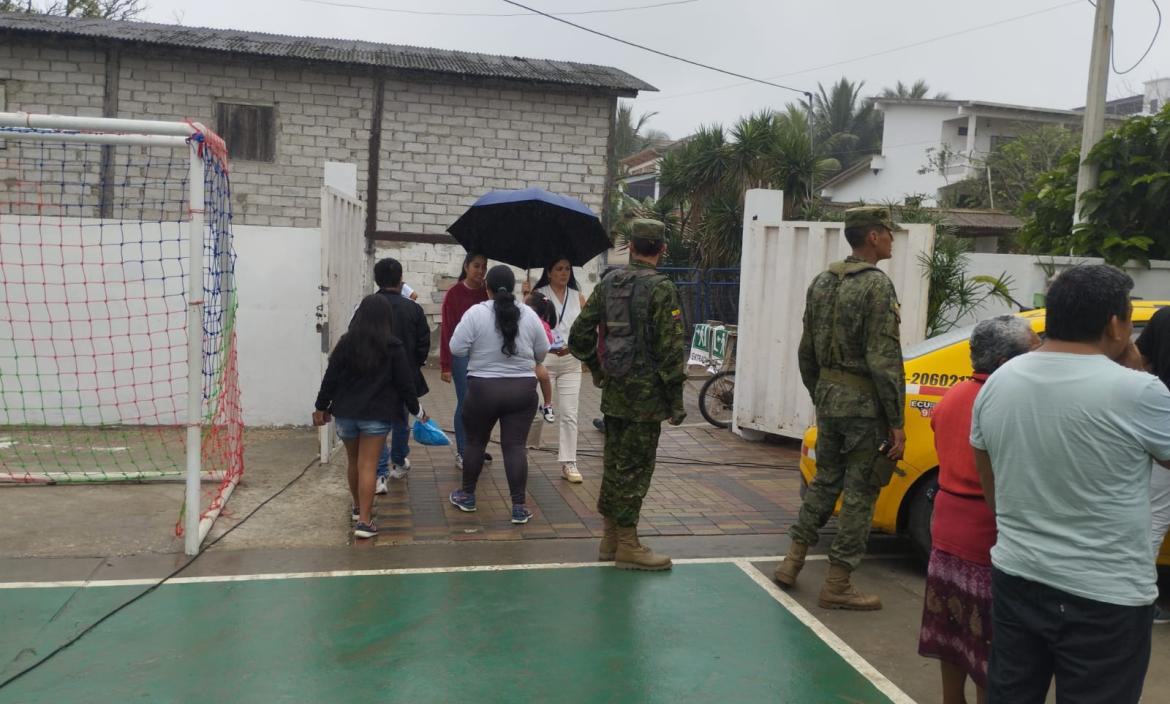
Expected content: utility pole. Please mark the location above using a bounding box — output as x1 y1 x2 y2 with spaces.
1073 0 1114 226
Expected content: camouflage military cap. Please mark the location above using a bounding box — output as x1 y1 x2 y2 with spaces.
629 218 665 241
844 206 903 232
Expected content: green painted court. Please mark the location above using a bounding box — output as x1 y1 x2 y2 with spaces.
0 560 908 703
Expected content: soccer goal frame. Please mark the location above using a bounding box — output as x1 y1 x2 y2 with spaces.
0 111 235 555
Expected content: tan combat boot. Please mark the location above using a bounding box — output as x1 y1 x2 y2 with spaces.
614 525 672 571
817 563 882 611
772 541 809 587
598 516 618 561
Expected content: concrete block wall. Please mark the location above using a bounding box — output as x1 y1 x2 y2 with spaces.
116 54 374 228
378 80 611 233
0 40 106 216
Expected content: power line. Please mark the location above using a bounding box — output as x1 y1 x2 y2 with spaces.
499 0 812 101
641 0 1084 104
1112 0 1162 75
299 0 700 17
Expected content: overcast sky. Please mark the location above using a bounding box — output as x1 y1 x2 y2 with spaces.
139 0 1170 138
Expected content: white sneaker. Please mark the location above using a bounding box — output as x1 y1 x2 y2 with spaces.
542 405 556 423
375 474 389 495
561 462 582 483
389 457 411 479
455 453 463 470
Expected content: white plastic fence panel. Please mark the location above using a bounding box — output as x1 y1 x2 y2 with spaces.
734 215 934 440
318 185 369 461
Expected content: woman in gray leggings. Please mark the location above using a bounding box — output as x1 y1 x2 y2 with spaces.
447 265 550 524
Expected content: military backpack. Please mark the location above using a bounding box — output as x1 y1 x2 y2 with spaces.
597 267 665 378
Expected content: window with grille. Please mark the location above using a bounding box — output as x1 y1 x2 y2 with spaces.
215 102 275 162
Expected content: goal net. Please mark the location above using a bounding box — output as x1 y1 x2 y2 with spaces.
0 113 243 554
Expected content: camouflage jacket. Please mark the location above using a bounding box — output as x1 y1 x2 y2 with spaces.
797 256 905 428
570 261 687 422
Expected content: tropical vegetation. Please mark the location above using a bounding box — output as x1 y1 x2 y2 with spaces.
1019 104 1170 266
618 77 947 268
0 0 143 18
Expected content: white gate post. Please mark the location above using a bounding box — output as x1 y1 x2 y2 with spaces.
732 190 784 441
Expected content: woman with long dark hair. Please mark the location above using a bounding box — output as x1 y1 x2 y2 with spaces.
524 258 588 482
448 265 549 524
440 253 489 469
314 293 423 539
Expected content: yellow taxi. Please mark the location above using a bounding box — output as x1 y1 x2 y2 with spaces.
798 301 1170 565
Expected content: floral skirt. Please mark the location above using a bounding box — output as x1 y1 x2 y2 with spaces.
918 547 993 689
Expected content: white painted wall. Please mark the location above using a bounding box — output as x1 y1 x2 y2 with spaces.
1 214 609 428
233 225 323 426
824 105 1077 206
0 217 189 425
955 254 1170 328
824 103 952 205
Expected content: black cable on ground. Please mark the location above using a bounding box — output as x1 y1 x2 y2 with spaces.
0 455 321 692
435 425 802 472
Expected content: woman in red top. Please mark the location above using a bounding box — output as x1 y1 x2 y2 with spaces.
440 253 488 469
919 315 1039 704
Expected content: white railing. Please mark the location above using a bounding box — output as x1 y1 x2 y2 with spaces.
317 185 370 462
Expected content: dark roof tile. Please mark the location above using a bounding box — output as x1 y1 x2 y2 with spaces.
0 12 655 94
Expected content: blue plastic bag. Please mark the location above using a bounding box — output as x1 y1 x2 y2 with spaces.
412 418 451 446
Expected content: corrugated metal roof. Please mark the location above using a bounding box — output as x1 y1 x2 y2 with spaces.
941 208 1021 232
0 12 655 94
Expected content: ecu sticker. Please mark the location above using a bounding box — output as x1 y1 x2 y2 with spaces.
910 399 936 417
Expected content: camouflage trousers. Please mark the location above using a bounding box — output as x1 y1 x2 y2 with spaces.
789 416 889 570
597 416 662 527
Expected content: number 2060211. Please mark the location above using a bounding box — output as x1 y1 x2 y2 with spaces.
908 372 971 387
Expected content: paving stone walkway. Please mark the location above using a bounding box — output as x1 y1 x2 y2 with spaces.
364 368 804 543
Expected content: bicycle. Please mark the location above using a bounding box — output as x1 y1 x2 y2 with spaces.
687 322 737 429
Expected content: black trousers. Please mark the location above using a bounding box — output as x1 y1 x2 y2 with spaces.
461 376 538 505
988 567 1154 704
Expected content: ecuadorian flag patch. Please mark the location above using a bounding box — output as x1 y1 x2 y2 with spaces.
671 309 682 320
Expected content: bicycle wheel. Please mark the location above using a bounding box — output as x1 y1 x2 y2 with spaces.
698 370 736 429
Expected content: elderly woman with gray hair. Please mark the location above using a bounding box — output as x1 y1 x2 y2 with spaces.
918 315 1040 704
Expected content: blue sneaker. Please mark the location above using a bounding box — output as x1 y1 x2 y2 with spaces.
511 505 533 524
354 521 378 539
449 489 477 512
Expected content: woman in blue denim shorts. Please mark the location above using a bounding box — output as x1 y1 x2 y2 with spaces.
314 294 424 539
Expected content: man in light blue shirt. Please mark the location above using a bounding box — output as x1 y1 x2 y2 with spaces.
970 265 1170 704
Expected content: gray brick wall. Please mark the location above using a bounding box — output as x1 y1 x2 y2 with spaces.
0 37 615 317
0 40 106 216
378 81 611 234
116 54 374 228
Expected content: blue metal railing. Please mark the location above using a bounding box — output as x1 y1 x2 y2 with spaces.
660 267 741 335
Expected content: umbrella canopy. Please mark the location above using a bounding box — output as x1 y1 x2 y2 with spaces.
447 187 610 269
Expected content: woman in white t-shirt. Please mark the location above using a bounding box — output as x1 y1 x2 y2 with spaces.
448 265 549 525
524 258 588 483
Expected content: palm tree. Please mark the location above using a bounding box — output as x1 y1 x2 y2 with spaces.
813 78 882 170
657 109 839 267
614 102 661 160
880 79 949 100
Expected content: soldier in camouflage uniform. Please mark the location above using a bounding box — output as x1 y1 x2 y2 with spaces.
570 219 687 571
773 206 907 611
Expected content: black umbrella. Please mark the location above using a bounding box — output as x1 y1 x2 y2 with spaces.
447 187 610 269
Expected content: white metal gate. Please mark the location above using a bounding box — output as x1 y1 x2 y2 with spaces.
733 190 935 440
318 185 370 461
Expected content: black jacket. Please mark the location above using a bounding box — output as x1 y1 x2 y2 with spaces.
377 289 431 397
315 336 420 423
